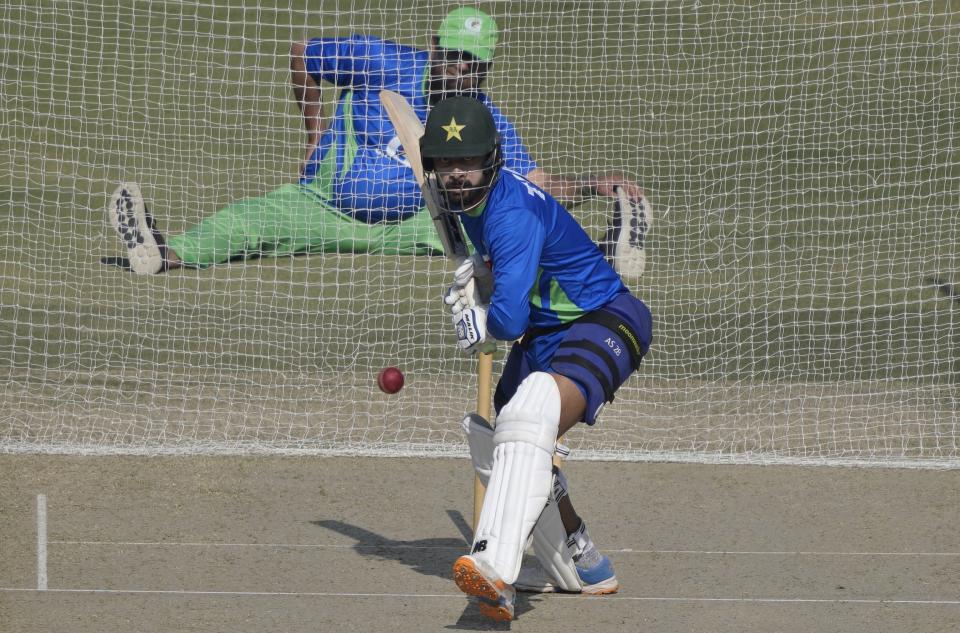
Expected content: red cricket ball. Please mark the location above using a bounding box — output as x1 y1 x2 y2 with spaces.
377 367 405 394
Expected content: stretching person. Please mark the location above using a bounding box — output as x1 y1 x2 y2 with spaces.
103 8 648 274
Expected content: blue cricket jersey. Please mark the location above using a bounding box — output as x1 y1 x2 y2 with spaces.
301 35 537 222
460 170 629 341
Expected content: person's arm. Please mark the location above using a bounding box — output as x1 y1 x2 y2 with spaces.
290 40 328 174
488 104 646 207
484 205 543 342
525 168 645 207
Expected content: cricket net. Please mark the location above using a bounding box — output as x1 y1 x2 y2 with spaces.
1 2 958 467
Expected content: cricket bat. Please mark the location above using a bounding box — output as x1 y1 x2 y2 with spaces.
379 90 469 262
379 90 494 530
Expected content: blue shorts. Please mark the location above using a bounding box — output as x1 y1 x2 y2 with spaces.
494 293 653 425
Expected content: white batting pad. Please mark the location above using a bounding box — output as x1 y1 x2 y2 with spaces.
492 372 561 451
461 413 494 484
461 412 572 485
463 411 579 591
472 372 560 584
529 469 582 591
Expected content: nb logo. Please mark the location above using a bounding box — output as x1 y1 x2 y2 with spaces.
472 540 488 553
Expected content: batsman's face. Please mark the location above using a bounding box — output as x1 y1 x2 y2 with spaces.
428 45 490 100
435 156 489 209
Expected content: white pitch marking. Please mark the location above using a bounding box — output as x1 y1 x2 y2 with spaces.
613 596 960 606
0 587 461 599
47 541 960 557
606 548 960 557
36 494 47 591
0 587 958 606
50 541 462 550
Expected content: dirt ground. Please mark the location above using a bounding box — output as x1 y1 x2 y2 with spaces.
1 455 959 632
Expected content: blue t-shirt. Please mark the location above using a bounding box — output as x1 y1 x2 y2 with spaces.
459 170 629 341
301 35 537 222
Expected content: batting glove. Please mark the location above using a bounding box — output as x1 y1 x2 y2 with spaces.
453 305 496 354
444 278 479 317
453 254 493 303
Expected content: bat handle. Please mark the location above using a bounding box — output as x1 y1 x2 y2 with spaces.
476 352 493 419
473 351 494 531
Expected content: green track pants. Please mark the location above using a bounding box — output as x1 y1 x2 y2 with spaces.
166 184 444 266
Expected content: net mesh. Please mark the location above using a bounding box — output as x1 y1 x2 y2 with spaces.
2 1 958 466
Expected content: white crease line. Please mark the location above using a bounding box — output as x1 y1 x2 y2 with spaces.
49 541 462 550
611 549 960 557
1 587 958 605
0 588 459 599
47 541 960 557
36 495 47 591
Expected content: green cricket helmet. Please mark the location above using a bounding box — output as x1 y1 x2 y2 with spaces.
420 96 503 213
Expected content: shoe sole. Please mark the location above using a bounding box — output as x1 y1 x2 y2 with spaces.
514 580 619 595
477 598 513 621
608 189 651 278
582 577 619 595
452 556 514 621
515 572 620 595
514 580 558 593
108 182 163 275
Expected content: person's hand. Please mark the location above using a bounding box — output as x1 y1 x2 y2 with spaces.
300 141 320 176
591 172 645 202
452 254 493 303
444 279 478 318
452 305 496 354
444 255 496 354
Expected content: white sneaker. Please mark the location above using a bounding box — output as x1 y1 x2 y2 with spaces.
107 182 165 274
514 551 619 595
573 545 619 595
601 188 651 278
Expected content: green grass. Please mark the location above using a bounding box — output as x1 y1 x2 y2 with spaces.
1 0 959 420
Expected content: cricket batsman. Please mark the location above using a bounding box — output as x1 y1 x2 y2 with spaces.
420 96 653 621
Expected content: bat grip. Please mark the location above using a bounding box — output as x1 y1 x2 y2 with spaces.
473 351 494 530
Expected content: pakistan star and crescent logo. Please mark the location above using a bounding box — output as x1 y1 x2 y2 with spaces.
442 117 466 141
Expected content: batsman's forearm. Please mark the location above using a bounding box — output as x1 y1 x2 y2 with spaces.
486 282 533 342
